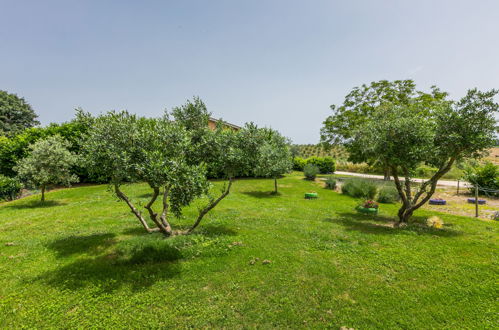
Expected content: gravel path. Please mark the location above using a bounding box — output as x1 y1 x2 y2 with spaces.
334 171 470 188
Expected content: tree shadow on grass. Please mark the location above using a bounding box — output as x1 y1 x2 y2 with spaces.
47 233 117 257
121 223 238 237
38 249 182 293
38 238 183 293
327 211 462 237
3 200 65 210
242 191 281 199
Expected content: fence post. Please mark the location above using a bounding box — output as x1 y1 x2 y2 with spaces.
457 180 460 196
475 185 479 218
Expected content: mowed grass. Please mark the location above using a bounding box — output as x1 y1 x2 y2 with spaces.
0 173 497 328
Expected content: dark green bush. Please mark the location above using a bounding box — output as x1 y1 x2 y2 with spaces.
377 185 400 203
306 156 335 174
0 175 22 201
304 164 320 180
293 157 306 171
341 178 378 199
464 162 499 196
324 176 337 190
0 115 96 182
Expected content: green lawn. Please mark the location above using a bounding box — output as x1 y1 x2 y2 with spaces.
0 173 497 328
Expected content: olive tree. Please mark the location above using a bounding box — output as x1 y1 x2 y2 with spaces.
254 129 293 194
350 89 498 223
83 110 243 236
14 135 78 201
320 80 447 179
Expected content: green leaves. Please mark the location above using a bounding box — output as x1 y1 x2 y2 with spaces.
14 135 79 190
0 90 39 136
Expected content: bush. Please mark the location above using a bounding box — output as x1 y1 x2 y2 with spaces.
304 164 320 180
0 175 22 201
341 178 378 199
293 157 306 171
464 162 499 196
335 161 374 173
324 176 337 189
377 185 400 203
306 156 335 174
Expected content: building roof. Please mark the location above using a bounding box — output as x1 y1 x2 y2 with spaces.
209 116 241 130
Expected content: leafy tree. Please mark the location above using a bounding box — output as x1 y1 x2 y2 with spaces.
349 89 498 223
320 80 448 179
254 129 293 194
0 90 39 135
15 135 78 201
463 162 499 196
83 110 244 236
0 108 93 180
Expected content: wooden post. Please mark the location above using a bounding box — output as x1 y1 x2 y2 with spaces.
475 185 479 218
457 180 460 196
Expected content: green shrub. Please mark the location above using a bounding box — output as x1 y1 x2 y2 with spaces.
377 185 400 203
324 176 337 189
464 162 499 196
304 164 320 180
306 156 335 174
293 157 306 171
336 161 373 173
341 178 378 199
0 175 22 201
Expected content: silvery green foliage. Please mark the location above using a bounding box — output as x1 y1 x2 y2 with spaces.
83 111 209 218
254 129 293 179
350 89 498 222
15 135 78 190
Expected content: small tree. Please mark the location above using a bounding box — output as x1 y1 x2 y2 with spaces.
83 109 244 236
350 89 498 223
15 135 78 201
254 130 292 194
0 90 39 136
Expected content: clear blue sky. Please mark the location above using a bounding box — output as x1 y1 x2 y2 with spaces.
1 0 498 143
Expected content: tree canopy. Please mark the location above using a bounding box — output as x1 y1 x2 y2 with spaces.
82 105 247 236
0 90 39 136
320 80 448 179
15 135 78 201
349 88 498 223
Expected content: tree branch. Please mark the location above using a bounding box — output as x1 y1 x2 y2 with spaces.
187 178 233 233
114 184 158 233
144 186 172 236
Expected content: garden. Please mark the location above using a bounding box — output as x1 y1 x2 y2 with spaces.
0 82 498 328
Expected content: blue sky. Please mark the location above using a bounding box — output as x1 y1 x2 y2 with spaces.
1 0 498 143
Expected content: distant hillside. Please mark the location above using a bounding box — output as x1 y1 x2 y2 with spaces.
292 144 348 159
484 147 499 164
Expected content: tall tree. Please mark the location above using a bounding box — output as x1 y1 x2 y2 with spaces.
14 135 78 201
254 129 293 194
320 80 448 179
349 89 498 223
0 90 39 135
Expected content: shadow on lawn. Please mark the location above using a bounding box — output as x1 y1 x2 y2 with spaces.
40 237 183 293
47 233 117 257
242 191 281 199
38 250 182 293
39 224 237 293
121 223 238 237
327 211 462 237
3 199 65 210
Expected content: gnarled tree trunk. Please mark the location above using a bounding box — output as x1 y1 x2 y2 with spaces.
391 158 455 223
187 178 233 233
114 184 159 233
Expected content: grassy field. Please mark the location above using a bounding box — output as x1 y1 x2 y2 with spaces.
0 173 497 328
